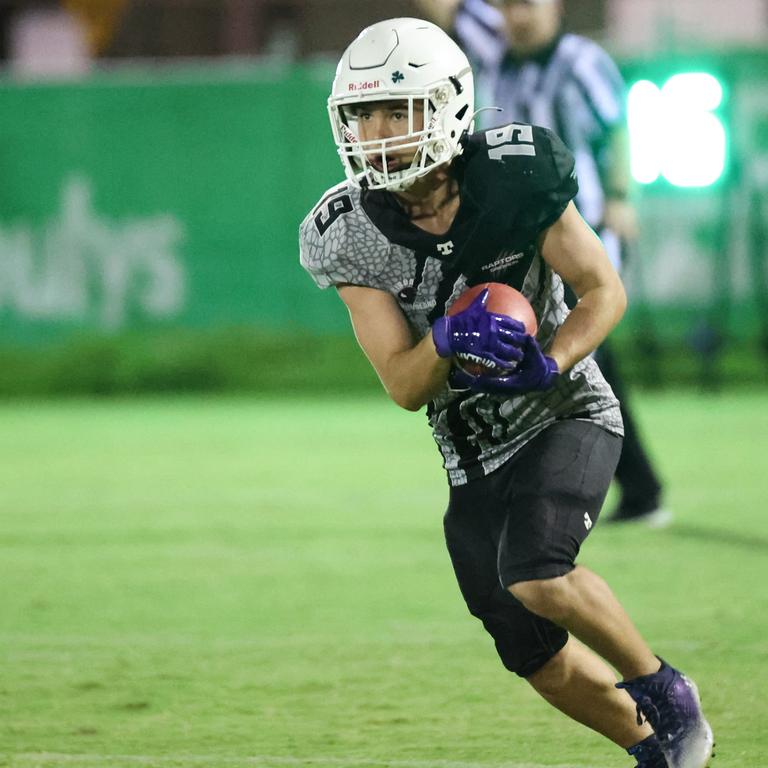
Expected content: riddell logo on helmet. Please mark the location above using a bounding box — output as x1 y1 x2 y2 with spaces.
348 80 381 92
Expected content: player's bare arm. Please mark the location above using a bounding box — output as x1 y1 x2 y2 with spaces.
337 284 451 411
539 201 627 373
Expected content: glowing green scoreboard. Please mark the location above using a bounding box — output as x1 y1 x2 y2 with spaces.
626 69 729 189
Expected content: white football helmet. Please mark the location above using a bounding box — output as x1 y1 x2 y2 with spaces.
328 18 475 191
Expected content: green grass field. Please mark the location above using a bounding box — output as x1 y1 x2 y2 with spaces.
1 392 767 768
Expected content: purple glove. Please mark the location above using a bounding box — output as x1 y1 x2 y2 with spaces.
432 289 526 371
450 334 559 394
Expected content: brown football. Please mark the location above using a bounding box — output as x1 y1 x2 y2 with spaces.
447 282 537 377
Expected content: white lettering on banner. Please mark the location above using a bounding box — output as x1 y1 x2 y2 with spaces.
0 175 186 329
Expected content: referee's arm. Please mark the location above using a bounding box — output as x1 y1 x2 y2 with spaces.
573 45 639 241
602 125 639 241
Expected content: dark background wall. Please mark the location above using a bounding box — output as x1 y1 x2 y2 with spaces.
96 0 608 60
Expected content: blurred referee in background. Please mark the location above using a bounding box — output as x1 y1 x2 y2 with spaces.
417 0 670 527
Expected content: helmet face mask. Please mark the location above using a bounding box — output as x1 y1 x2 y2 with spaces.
328 18 475 192
329 93 450 190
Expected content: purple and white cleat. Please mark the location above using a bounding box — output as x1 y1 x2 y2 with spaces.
617 659 714 768
627 734 669 768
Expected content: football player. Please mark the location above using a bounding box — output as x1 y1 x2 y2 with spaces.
299 18 712 768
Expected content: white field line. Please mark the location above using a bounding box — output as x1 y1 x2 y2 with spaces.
0 632 710 653
9 753 596 768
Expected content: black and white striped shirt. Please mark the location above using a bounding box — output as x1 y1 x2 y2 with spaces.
454 0 626 232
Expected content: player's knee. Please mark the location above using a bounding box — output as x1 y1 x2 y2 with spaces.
507 574 574 624
474 608 553 676
464 596 568 677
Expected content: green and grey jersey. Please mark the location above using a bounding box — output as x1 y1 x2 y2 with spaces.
299 124 623 486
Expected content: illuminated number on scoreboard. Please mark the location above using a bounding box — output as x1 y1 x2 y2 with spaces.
313 194 353 236
486 125 536 161
628 73 727 188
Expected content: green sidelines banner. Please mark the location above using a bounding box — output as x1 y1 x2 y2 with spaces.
0 57 765 347
0 62 350 344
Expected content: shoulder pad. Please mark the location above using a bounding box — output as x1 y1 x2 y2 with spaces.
299 182 390 290
463 123 576 196
459 123 577 232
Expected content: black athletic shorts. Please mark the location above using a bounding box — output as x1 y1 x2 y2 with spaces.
443 419 621 678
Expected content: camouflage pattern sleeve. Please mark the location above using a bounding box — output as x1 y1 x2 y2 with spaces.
299 184 390 290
